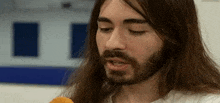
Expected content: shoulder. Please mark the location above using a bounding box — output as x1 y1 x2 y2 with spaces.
160 90 220 103
199 93 220 103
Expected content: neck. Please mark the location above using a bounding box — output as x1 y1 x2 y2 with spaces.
114 72 161 103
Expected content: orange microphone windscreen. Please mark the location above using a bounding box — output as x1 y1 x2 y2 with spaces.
50 97 73 103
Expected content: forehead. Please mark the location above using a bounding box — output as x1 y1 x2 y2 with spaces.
99 0 145 20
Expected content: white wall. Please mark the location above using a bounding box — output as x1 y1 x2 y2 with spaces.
0 0 14 13
0 83 65 103
0 9 91 67
195 0 220 65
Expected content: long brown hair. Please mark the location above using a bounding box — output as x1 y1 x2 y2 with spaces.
59 0 220 103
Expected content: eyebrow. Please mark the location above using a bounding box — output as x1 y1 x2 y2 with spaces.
97 17 148 24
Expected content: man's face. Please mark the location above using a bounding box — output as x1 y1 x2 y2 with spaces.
96 0 163 85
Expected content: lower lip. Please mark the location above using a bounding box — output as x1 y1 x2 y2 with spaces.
106 62 130 71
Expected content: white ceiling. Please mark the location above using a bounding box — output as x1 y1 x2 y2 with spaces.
0 0 95 12
14 0 95 10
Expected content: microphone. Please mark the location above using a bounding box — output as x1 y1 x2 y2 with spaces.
50 97 74 103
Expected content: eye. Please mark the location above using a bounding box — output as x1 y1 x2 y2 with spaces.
129 30 146 35
99 27 113 33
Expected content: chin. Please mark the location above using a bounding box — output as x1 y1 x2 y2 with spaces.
105 75 137 86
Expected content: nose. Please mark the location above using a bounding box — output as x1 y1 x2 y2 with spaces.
105 28 126 50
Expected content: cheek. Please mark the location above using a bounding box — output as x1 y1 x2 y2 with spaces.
128 35 163 64
132 43 151 63
96 33 106 55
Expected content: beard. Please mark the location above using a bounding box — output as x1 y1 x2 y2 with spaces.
100 47 165 86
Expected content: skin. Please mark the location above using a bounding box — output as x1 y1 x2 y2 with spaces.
96 0 163 102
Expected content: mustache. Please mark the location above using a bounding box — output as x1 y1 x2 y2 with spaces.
100 50 137 65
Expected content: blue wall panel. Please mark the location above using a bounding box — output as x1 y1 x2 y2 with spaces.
13 22 39 57
0 66 74 85
71 23 87 58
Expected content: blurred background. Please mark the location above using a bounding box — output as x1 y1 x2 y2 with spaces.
0 0 219 103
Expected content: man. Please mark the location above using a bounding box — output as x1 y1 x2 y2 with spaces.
59 0 220 103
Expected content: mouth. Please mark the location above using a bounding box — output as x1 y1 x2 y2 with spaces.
105 58 130 71
109 60 127 65
106 58 129 63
